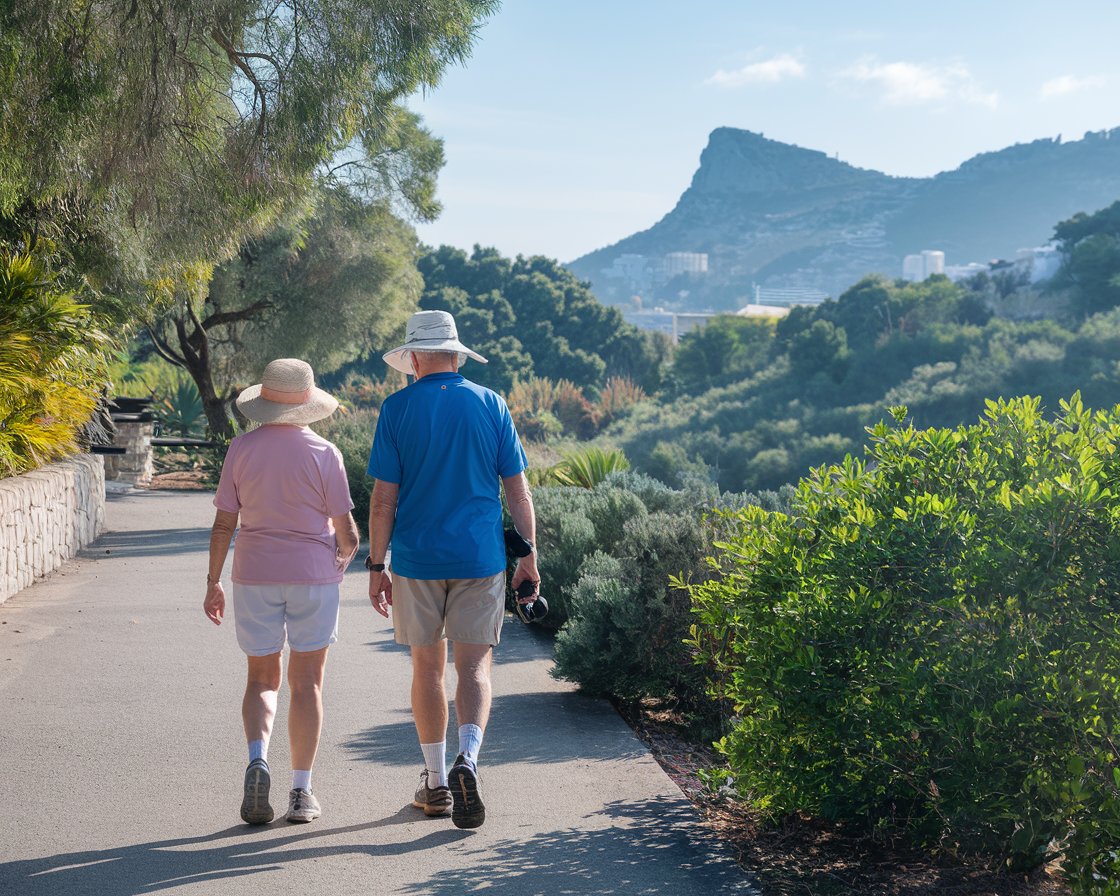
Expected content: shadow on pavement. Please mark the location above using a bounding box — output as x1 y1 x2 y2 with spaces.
78 528 210 560
0 808 466 896
343 692 645 768
402 798 757 895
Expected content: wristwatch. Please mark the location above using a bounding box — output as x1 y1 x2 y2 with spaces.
364 555 386 572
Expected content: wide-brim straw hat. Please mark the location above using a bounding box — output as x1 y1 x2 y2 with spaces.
236 358 339 425
383 310 488 374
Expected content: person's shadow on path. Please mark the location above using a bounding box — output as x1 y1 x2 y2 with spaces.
0 807 465 896
1 800 755 896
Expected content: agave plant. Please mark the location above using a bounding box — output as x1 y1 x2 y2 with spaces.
155 374 206 437
549 446 631 489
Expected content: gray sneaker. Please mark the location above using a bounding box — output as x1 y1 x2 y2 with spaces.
240 758 274 825
412 769 453 817
285 788 321 823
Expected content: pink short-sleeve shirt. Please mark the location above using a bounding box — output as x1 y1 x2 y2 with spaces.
214 425 354 585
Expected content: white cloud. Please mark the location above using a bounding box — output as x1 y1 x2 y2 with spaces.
840 59 998 109
706 54 806 88
1039 74 1107 99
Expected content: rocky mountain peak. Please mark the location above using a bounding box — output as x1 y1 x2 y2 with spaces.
688 127 890 196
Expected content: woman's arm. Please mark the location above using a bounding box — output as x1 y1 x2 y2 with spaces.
204 509 238 625
332 512 360 571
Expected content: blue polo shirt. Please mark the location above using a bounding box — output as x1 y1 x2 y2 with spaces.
367 372 528 579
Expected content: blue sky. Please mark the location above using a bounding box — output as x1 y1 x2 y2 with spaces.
408 1 1119 263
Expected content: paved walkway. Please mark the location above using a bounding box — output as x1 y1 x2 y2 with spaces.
0 488 757 895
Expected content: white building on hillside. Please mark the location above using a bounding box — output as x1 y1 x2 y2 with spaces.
902 250 945 282
1016 245 1062 283
664 252 709 276
752 286 829 306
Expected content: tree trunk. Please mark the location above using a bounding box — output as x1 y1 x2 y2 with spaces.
180 333 236 441
150 308 238 441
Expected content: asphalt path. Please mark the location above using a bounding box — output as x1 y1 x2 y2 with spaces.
0 488 757 895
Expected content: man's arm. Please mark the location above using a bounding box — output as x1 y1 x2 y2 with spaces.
204 509 238 625
502 471 540 600
367 479 399 617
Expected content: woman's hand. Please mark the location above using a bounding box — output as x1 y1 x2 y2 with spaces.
335 543 358 573
204 580 226 625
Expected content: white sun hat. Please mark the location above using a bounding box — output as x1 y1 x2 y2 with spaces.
235 358 339 425
382 310 488 374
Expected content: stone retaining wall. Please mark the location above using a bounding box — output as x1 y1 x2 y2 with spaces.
0 454 105 603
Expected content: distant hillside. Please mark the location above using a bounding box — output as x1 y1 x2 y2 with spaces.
568 127 1120 310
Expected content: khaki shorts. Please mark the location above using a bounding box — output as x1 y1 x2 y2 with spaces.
391 572 506 646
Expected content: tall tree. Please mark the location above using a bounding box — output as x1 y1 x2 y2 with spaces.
1054 200 1120 317
0 0 498 313
148 185 422 437
415 245 669 393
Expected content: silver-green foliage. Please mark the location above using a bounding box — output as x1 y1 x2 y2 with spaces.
0 0 498 286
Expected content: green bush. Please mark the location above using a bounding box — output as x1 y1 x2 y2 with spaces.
0 247 107 476
552 510 721 732
688 395 1120 884
314 408 378 536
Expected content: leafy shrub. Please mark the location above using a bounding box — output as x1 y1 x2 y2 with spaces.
530 487 600 627
507 376 592 440
592 375 646 428
314 408 378 535
688 395 1120 883
553 510 721 732
330 371 402 410
0 247 107 476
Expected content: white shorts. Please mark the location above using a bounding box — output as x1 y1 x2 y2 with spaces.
231 582 340 656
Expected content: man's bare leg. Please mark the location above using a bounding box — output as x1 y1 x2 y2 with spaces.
411 641 450 742
449 641 492 829
452 642 493 733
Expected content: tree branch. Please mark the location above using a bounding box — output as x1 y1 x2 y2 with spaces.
210 27 268 137
201 299 273 330
147 325 187 368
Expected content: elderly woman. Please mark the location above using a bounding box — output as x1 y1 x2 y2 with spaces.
203 358 359 825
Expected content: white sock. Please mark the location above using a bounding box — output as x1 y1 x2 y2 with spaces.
292 769 312 792
458 724 484 762
248 739 267 764
421 742 448 786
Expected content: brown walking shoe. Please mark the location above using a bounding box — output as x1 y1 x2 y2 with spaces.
412 769 453 817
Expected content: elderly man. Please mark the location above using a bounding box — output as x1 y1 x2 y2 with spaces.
365 310 540 830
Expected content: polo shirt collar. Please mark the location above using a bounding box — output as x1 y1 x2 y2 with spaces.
417 371 463 385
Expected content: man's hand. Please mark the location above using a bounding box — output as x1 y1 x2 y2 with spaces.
369 570 393 617
204 581 226 625
511 555 541 605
